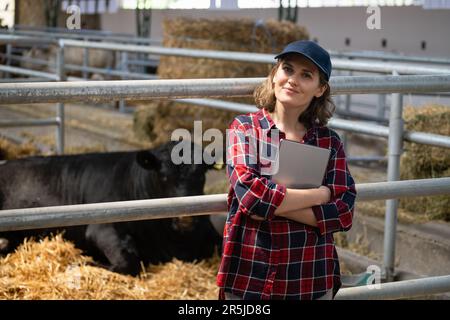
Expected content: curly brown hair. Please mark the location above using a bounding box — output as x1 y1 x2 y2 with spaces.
253 60 335 129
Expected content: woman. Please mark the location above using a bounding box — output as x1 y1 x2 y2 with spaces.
217 40 357 300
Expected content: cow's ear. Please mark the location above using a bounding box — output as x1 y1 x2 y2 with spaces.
136 151 161 170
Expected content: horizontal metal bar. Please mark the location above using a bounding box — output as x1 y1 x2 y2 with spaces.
0 194 228 232
330 74 450 93
14 25 129 35
0 65 59 80
0 119 59 128
3 35 450 75
2 29 162 45
2 34 450 75
176 98 258 113
0 77 50 83
403 130 450 149
330 118 390 137
335 109 389 123
14 25 135 37
61 39 274 64
1 75 450 105
356 177 450 201
0 78 261 104
0 52 50 67
331 50 450 66
0 34 56 45
329 118 450 149
126 59 160 67
59 39 450 75
0 178 449 232
64 64 157 79
347 156 387 163
333 59 450 75
0 52 156 80
335 275 450 300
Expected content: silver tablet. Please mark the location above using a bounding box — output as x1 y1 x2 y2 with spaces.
271 139 331 189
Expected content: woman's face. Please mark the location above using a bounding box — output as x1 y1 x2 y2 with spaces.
272 54 327 111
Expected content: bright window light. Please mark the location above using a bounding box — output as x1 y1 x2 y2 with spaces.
121 0 419 9
121 0 209 9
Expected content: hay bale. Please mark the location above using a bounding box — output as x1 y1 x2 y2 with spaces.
399 105 450 221
0 138 40 160
133 17 309 148
0 235 219 299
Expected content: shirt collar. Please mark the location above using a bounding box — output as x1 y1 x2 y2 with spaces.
259 108 318 141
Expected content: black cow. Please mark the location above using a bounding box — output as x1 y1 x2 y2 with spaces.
0 141 222 276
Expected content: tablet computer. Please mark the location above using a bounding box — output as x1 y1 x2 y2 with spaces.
271 139 331 189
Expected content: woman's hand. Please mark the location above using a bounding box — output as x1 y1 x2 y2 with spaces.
318 185 331 205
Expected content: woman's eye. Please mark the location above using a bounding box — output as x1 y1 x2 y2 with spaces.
302 73 312 78
283 66 293 73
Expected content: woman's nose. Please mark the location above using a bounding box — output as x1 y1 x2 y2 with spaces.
288 77 298 87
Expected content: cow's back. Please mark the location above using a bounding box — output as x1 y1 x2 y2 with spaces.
0 151 152 209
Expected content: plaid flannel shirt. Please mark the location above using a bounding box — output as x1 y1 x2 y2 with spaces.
216 108 357 300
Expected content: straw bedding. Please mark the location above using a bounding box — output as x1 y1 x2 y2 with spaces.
0 234 220 300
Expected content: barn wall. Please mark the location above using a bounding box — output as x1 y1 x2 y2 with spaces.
100 6 450 57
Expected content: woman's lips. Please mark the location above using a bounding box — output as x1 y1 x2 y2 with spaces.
283 87 299 94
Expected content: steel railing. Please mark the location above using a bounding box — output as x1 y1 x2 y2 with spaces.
335 275 450 300
0 177 449 232
1 39 450 284
1 75 450 104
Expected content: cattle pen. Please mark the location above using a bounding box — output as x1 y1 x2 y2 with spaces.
2 33 450 154
0 71 450 300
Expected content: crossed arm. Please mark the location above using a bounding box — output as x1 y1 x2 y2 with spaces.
250 186 331 227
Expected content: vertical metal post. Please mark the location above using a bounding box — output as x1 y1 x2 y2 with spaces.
115 50 121 80
345 70 352 113
5 44 12 78
383 70 404 282
342 70 352 153
56 40 66 155
83 37 89 79
335 70 342 110
119 51 128 113
377 94 386 120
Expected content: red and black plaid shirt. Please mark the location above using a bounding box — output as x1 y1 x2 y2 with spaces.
216 108 357 300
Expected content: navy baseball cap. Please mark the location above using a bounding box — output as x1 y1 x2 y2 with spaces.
274 40 332 81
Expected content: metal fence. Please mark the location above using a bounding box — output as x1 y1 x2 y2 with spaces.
1 36 450 297
0 177 449 299
1 34 450 132
335 274 450 300
1 177 449 232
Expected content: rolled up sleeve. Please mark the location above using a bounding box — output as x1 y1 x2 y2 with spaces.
227 124 286 221
312 141 357 236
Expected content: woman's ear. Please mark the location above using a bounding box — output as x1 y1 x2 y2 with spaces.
315 83 328 98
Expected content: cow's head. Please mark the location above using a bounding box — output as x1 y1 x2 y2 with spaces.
136 141 224 237
135 141 218 198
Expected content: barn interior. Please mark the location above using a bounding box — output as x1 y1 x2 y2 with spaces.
0 0 449 300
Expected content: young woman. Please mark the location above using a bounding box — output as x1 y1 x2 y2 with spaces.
217 40 357 300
